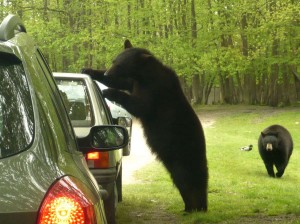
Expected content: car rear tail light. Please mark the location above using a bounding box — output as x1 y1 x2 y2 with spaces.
37 176 98 224
86 151 109 168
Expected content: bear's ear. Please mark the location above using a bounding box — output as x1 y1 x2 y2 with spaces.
124 39 133 49
261 132 266 137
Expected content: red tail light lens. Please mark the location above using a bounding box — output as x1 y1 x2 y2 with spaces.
86 151 109 168
37 176 97 224
87 152 100 160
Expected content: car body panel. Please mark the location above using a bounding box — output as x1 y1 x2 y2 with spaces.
0 14 107 223
53 73 123 170
95 81 133 156
53 72 125 222
0 151 57 213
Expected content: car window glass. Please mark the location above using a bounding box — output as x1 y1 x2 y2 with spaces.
94 81 111 124
56 78 93 127
0 101 2 137
0 53 34 158
35 50 78 152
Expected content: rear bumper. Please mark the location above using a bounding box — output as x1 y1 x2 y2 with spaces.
91 167 117 186
91 168 118 199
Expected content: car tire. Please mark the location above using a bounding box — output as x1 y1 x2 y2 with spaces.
104 182 118 224
117 165 122 202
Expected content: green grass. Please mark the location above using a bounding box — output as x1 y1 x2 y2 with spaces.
116 105 300 224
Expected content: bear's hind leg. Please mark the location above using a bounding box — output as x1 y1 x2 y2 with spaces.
171 167 207 212
182 188 207 212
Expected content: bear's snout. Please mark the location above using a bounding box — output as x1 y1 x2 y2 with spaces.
266 143 273 151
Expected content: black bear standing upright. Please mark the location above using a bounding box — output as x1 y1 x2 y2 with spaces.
82 40 208 212
258 124 293 178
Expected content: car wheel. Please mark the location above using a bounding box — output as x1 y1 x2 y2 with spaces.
117 165 122 202
104 182 118 224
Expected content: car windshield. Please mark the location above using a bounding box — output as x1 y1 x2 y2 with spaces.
55 78 93 127
0 52 34 158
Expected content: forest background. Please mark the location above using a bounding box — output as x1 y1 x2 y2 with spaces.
1 0 300 106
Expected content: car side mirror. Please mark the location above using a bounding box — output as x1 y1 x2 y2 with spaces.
76 125 129 153
117 117 132 128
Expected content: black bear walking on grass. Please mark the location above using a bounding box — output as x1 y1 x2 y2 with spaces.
258 124 293 178
82 40 208 212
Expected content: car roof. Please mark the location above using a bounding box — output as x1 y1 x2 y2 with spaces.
53 72 90 79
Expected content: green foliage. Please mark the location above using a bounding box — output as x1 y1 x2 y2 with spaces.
1 0 300 105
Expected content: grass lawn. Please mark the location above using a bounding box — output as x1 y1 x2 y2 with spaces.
116 105 300 224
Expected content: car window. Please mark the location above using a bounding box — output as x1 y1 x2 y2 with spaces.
0 53 34 158
55 78 94 127
35 50 78 153
94 81 112 124
0 102 2 137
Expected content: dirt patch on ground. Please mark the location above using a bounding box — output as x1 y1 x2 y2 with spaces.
122 119 155 185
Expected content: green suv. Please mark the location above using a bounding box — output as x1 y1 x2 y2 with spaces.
0 14 128 224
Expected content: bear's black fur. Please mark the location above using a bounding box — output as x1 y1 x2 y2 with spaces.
82 40 208 212
258 124 293 178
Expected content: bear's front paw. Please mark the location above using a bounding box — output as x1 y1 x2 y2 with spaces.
81 68 106 81
102 88 119 101
81 68 95 75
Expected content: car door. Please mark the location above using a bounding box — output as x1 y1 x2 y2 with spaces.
34 50 99 187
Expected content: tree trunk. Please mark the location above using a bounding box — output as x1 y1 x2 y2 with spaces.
281 63 291 106
190 0 203 104
219 71 235 104
192 74 201 104
291 66 300 101
268 0 279 107
204 73 215 105
217 1 236 104
179 76 192 103
240 12 257 104
269 64 279 107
